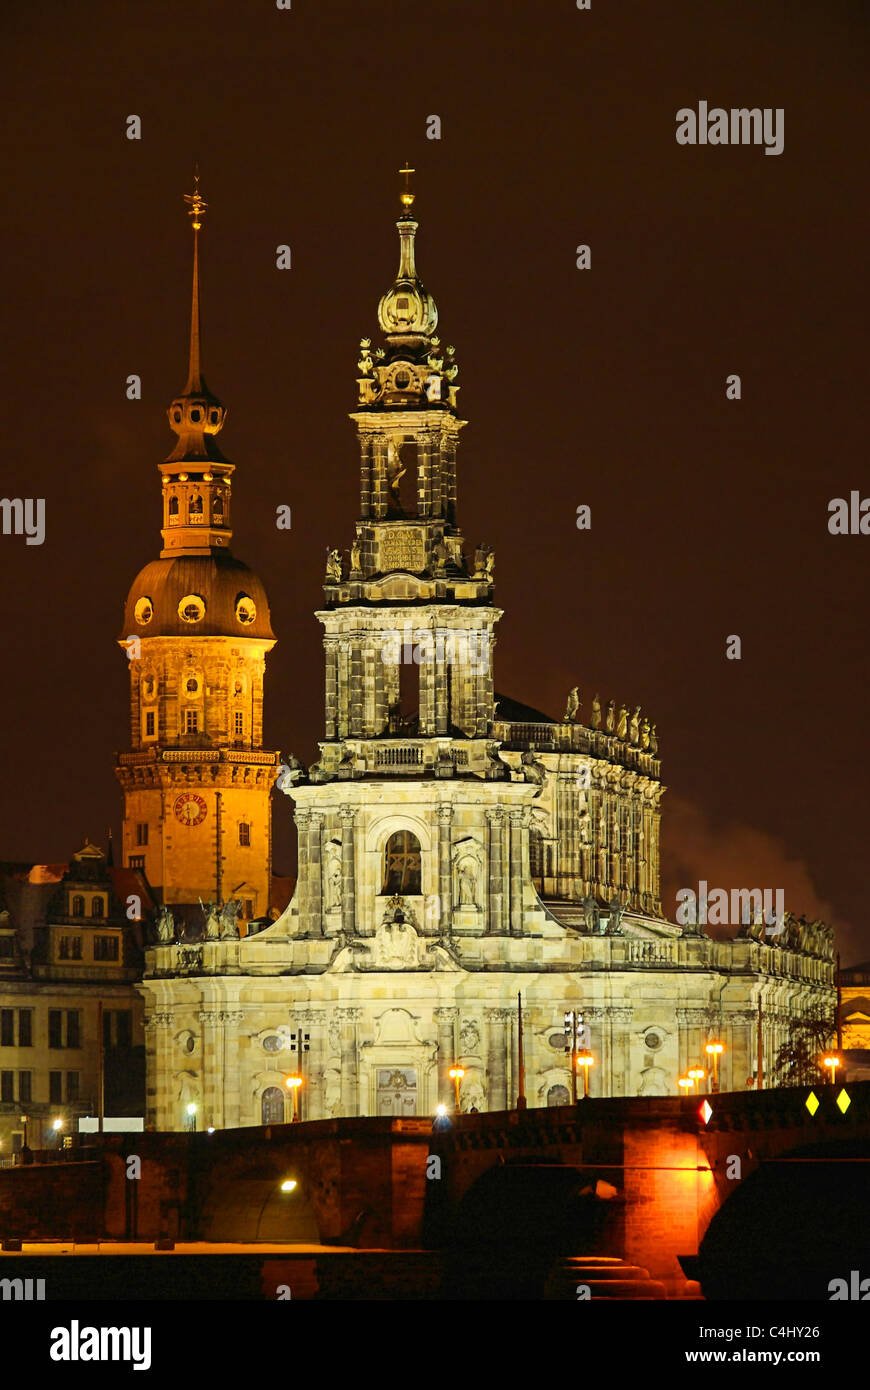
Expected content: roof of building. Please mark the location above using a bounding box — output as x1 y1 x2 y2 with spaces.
122 550 275 641
494 693 556 724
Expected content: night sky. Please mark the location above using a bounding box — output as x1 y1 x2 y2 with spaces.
2 2 867 961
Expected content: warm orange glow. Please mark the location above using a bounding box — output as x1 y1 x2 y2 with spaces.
448 1067 465 1080
678 1077 692 1092
285 1075 302 1089
823 1055 841 1082
705 1042 724 1056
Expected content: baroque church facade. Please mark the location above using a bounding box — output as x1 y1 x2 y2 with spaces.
134 177 836 1130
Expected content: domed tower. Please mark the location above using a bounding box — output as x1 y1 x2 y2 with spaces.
115 177 277 921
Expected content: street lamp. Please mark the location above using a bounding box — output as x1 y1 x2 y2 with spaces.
448 1066 465 1112
576 1050 594 1099
688 1067 706 1092
255 1177 297 1240
705 1041 724 1092
20 1115 28 1149
285 1075 302 1122
822 1054 841 1085
678 1076 693 1095
52 1118 63 1149
186 1103 197 1132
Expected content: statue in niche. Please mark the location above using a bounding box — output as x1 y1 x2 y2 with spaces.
220 899 241 939
155 904 175 944
386 438 407 507
446 536 465 572
590 694 602 730
629 706 641 745
605 699 615 733
325 852 342 911
616 704 628 740
325 547 343 583
350 538 362 574
521 750 546 785
640 716 651 750
563 687 580 723
432 536 449 576
459 1020 480 1054
457 859 478 907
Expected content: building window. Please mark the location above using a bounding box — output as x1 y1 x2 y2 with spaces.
261 1086 285 1125
49 1011 63 1049
239 822 251 846
547 1084 570 1107
168 496 179 518
59 935 83 960
213 497 224 521
1 1072 13 1103
185 709 199 734
136 823 148 846
529 828 545 892
234 712 244 737
71 896 85 917
144 711 156 737
49 1071 62 1104
0 1011 13 1047
66 1011 81 1050
18 1011 32 1048
189 494 204 519
130 855 145 871
383 830 422 895
66 1072 80 1103
91 897 104 919
18 1071 31 1104
94 936 120 962
244 900 254 920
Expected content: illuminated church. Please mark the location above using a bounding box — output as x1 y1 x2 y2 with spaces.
134 175 835 1129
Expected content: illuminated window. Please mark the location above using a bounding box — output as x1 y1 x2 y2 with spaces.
185 709 199 734
144 711 156 737
234 711 244 737
130 855 145 870
383 830 422 895
261 1086 285 1125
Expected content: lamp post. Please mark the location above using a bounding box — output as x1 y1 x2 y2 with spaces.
285 1075 302 1122
52 1117 64 1150
576 1050 594 1099
705 1041 724 1093
688 1067 706 1093
20 1115 28 1150
677 1076 692 1095
448 1066 465 1113
186 1103 197 1133
822 1054 841 1086
564 1010 585 1104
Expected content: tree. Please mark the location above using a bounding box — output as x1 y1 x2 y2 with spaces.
772 1002 836 1087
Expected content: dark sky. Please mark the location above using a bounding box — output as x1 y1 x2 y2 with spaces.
2 1 867 961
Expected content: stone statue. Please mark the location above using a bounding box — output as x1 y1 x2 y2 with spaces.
326 855 342 911
458 861 477 907
521 750 546 785
590 693 601 730
219 899 241 940
386 439 407 506
563 687 580 723
155 905 175 944
640 716 650 750
357 337 375 377
581 894 599 934
432 537 449 576
200 898 221 941
649 723 658 756
616 704 628 740
606 896 626 934
350 538 362 574
629 706 641 745
472 543 491 579
605 699 615 733
275 754 305 792
484 549 495 579
325 547 343 583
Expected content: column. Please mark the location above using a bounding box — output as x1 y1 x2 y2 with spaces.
308 812 323 936
437 804 453 933
144 1012 174 1130
372 435 389 519
509 810 524 936
340 806 357 937
294 810 310 929
486 809 506 936
303 1011 326 1120
339 1007 362 1116
584 1007 608 1098
434 1007 458 1107
434 647 448 735
220 1010 244 1128
349 640 364 736
485 1007 510 1111
324 642 338 739
608 1007 633 1096
359 434 372 518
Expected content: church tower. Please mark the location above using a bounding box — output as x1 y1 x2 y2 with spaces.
115 177 277 921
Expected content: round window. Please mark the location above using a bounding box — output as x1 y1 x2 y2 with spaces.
190 409 201 423
644 1031 663 1052
186 677 199 695
182 1036 195 1055
235 596 256 625
548 1032 568 1052
178 594 205 623
134 596 153 625
263 1035 284 1054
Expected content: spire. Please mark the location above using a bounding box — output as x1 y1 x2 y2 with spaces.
377 164 438 340
166 170 227 463
182 168 208 395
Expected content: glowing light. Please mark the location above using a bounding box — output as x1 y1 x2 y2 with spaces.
435 1104 447 1116
700 1100 712 1125
280 1179 297 1193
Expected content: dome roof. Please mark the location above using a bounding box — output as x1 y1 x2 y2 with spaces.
121 551 275 641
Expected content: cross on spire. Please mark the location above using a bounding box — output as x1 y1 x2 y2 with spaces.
184 166 208 231
399 162 415 214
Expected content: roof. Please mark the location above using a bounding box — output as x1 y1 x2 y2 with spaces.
122 550 275 641
493 692 556 724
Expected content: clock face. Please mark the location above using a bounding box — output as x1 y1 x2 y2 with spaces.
174 792 207 827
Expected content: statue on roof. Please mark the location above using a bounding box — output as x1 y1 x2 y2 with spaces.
563 687 580 723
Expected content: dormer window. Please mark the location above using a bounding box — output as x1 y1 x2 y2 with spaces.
71 896 85 917
91 897 104 919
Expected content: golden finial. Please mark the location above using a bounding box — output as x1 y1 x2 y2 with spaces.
184 166 208 231
399 162 415 214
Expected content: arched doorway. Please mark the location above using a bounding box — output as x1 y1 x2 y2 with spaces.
261 1086 285 1125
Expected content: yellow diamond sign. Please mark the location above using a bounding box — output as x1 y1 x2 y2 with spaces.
805 1090 820 1116
836 1089 851 1114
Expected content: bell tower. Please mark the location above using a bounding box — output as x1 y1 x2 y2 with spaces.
115 176 278 921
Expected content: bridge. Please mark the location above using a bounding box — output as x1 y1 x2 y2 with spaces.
0 1083 865 1298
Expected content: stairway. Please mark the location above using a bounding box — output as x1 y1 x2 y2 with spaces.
544 1255 667 1299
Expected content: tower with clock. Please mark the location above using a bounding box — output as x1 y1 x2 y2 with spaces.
115 178 278 923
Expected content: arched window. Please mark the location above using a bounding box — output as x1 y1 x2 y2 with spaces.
90 897 104 918
529 828 545 892
547 1084 570 1107
71 895 85 917
189 495 204 522
212 496 224 520
383 830 422 895
261 1086 285 1125
168 496 179 517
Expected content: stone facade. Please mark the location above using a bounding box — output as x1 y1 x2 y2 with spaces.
138 182 836 1130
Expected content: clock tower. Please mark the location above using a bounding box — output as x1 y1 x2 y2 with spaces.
115 177 278 922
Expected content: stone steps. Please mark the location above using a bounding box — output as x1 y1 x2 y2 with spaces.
544 1256 667 1300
